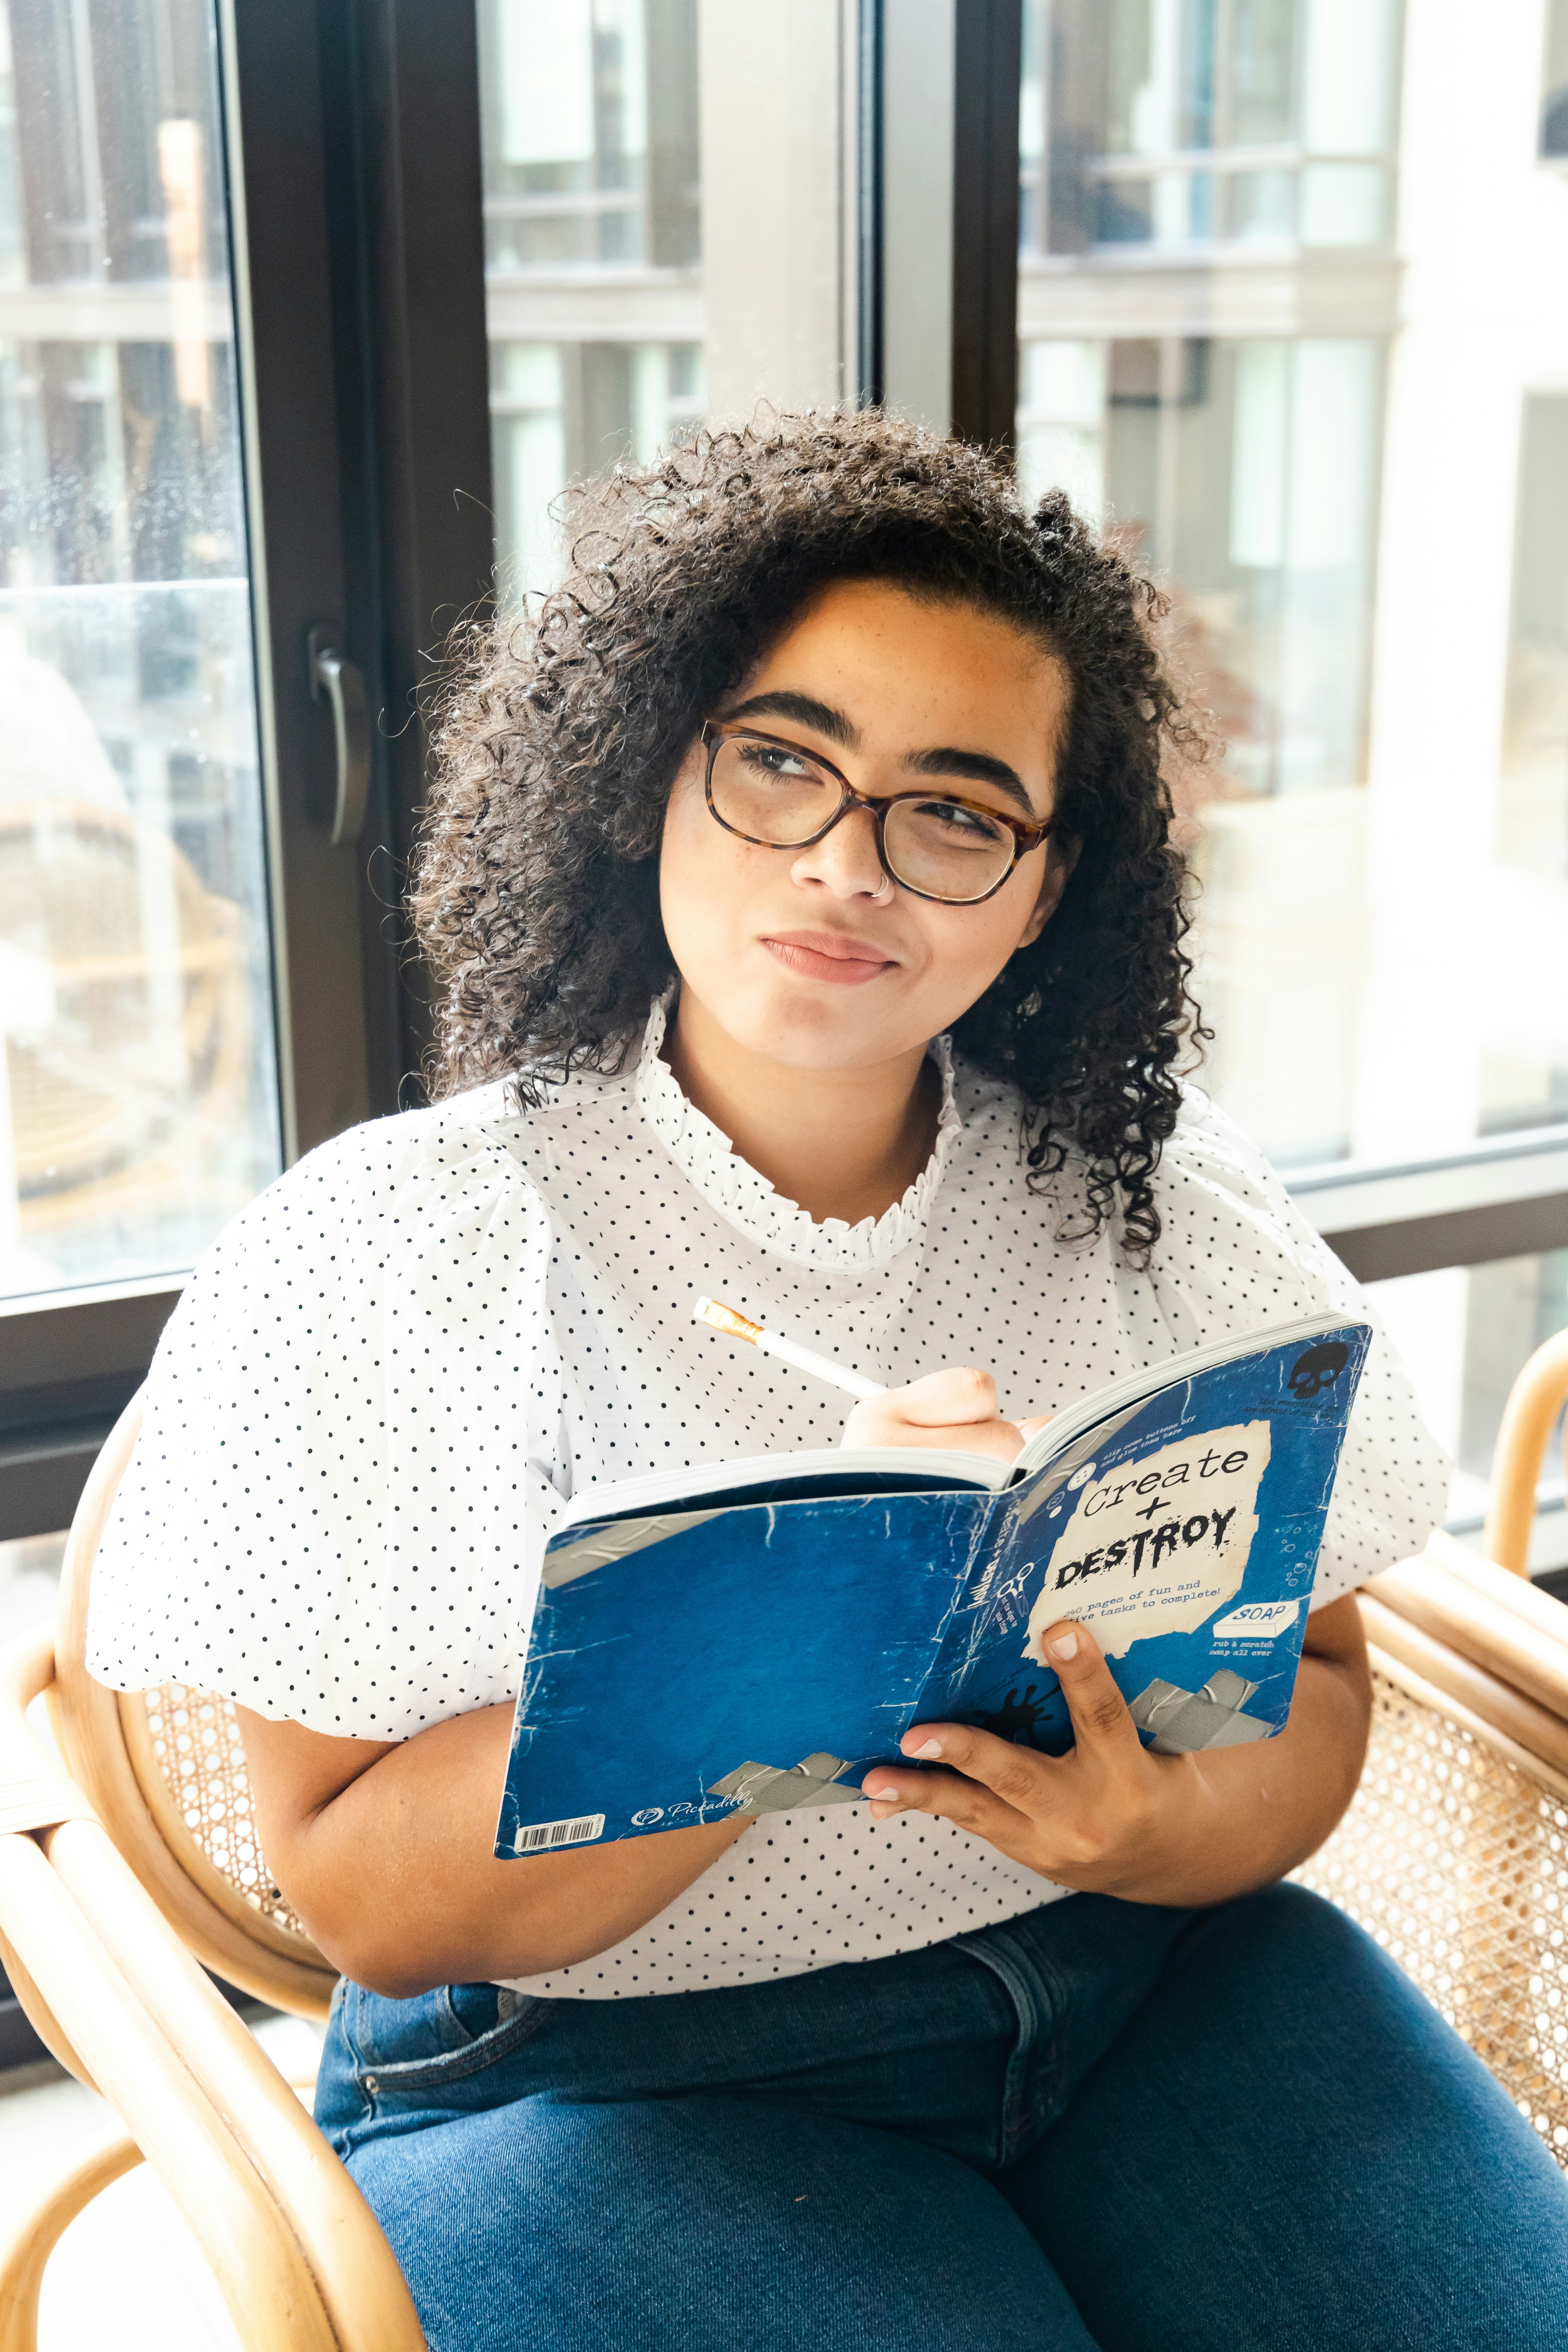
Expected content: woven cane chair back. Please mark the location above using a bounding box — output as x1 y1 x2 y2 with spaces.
1295 1669 1568 2164
50 1392 336 2020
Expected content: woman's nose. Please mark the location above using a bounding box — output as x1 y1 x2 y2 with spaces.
788 805 890 899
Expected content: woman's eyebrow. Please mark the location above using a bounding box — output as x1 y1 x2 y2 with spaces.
904 747 1038 818
721 693 1040 819
721 690 858 748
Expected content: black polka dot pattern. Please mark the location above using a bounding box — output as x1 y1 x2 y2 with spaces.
87 996 1449 1997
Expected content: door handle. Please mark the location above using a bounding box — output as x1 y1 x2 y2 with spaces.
307 624 371 848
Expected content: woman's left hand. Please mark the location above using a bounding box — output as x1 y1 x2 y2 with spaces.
861 1592 1374 1909
862 1617 1180 1896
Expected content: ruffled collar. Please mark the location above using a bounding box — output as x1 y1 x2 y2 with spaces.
632 992 963 1271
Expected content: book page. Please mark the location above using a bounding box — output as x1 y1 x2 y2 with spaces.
554 1444 1003 1533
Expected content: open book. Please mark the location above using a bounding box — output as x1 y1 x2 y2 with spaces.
495 1312 1370 1857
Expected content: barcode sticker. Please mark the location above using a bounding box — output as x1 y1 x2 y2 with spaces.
514 1813 606 1854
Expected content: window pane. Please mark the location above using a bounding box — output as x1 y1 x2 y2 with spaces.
477 0 851 604
0 1525 61 1645
0 0 280 1302
1020 0 1568 1172
1369 1251 1568 1566
1498 394 1568 1132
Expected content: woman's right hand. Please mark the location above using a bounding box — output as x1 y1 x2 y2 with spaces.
844 1366 1050 1468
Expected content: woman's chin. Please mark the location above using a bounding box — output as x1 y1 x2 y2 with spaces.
706 986 929 1075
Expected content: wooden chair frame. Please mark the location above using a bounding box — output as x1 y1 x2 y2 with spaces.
2 1333 1567 2345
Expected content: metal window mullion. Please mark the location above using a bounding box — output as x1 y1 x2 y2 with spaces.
219 0 375 1161
949 0 1022 452
855 0 884 407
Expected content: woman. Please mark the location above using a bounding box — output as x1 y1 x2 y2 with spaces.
88 415 1568 2349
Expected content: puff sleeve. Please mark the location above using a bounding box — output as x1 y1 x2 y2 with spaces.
1139 1093 1452 1609
86 1102 567 1739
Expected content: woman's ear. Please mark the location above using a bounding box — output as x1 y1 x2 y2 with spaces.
1017 833 1081 950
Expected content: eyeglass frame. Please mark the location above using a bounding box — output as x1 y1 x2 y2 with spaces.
699 721 1055 906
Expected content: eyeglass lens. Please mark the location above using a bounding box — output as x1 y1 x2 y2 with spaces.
709 735 1017 904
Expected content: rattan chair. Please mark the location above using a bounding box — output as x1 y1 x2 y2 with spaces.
2 1342 1567 2349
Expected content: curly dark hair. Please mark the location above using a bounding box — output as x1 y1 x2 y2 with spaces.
412 410 1208 1260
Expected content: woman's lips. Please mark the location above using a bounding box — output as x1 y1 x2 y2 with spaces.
761 932 896 986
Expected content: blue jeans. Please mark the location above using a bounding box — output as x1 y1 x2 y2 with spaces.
315 1883 1568 2351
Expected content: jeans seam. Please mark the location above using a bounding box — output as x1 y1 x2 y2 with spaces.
949 1924 1060 2167
341 1981 369 2073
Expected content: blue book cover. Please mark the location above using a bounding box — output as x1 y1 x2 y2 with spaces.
495 1314 1370 1857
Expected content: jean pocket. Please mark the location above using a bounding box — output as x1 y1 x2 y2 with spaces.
348 1980 551 2096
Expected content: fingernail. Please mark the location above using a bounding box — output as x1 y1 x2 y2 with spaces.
1047 1631 1078 1661
911 1737 943 1759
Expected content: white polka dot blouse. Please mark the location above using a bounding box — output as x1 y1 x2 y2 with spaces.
87 994 1450 1998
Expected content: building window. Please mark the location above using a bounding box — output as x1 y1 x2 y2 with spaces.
1020 0 1401 262
477 0 853 605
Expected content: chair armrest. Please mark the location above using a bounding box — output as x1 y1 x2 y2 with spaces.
1358 1596 1568 1799
1484 1328 1568 1571
1365 1537 1568 1721
1358 1533 1568 1802
0 1824 349 2350
0 1625 100 2086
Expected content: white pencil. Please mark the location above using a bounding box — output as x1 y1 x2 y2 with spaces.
694 1296 886 1403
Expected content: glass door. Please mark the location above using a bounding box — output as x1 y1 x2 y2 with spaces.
0 0 280 1304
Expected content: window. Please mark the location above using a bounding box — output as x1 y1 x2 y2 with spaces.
1372 1251 1568 1571
1018 0 1412 1171
0 0 405 1540
1501 394 1568 1104
477 0 858 602
0 0 280 1305
1019 0 1568 1536
1018 0 1568 1179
